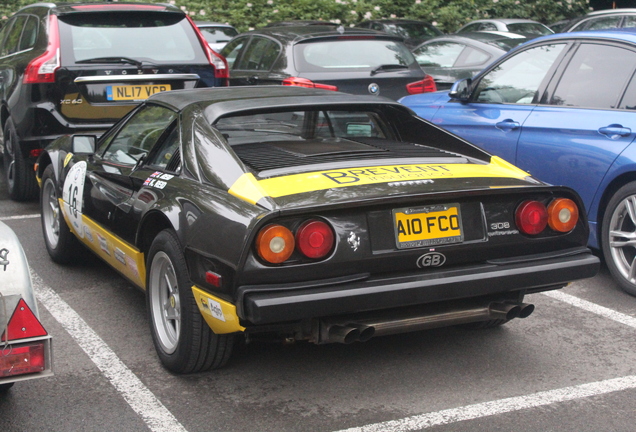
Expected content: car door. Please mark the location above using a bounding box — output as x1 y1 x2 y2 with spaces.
224 36 283 86
516 42 636 213
429 42 568 162
82 104 178 243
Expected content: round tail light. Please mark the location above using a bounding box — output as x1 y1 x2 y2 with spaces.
516 200 548 235
547 198 579 232
296 220 334 259
256 224 295 264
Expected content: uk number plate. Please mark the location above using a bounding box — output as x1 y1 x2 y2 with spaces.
393 204 463 249
106 84 171 101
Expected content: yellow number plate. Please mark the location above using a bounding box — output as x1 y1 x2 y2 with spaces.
106 84 171 101
393 204 463 249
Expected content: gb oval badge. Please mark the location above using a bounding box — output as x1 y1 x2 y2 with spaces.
417 252 446 268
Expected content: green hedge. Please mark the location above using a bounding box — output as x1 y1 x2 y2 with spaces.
1 0 590 33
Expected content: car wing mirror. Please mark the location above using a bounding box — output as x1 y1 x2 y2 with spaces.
449 78 472 102
71 135 96 155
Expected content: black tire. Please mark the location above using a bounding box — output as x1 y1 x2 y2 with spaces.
602 182 636 296
3 118 38 201
146 229 234 373
40 164 82 264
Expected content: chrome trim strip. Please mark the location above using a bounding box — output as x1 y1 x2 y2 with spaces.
74 74 200 83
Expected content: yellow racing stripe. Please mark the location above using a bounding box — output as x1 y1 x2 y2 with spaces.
59 200 146 289
229 156 530 201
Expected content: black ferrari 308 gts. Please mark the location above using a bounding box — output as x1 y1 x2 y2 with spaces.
36 86 598 373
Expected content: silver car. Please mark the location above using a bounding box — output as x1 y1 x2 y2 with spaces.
0 221 53 391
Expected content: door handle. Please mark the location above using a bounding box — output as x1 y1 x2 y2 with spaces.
247 75 259 84
598 124 631 139
495 119 520 131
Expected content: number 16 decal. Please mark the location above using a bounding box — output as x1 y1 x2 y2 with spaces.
62 161 87 238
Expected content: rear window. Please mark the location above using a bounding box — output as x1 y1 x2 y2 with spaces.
506 23 552 35
215 110 389 146
58 11 208 64
294 39 416 72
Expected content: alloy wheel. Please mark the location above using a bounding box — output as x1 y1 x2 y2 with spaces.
149 251 181 354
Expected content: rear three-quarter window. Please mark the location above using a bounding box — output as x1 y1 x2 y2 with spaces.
294 39 416 72
551 44 636 109
57 11 207 64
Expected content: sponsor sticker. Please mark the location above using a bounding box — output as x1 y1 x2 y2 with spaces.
125 256 139 278
97 233 110 256
207 299 226 322
114 248 126 265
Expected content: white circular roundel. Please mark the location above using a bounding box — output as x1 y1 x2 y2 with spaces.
62 161 87 238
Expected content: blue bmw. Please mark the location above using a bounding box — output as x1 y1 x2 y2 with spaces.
401 29 636 296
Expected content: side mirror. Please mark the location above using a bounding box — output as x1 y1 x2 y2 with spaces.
71 135 96 155
449 78 472 102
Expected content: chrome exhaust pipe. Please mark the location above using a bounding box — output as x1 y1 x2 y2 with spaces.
328 325 360 344
518 302 535 319
489 303 521 321
349 324 375 342
317 301 533 343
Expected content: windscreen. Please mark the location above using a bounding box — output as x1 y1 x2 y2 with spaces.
294 39 416 72
58 12 207 64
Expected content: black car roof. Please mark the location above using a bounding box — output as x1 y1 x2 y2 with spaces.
244 26 403 44
148 86 409 122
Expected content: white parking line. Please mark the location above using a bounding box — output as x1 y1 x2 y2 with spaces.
335 375 636 432
30 270 187 432
543 290 636 328
0 214 40 221
335 291 636 432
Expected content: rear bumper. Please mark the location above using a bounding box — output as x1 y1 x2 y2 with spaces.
238 248 600 325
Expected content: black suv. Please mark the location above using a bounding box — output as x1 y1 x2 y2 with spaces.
0 2 228 200
220 26 436 102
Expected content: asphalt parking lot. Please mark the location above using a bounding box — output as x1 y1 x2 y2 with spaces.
1 161 636 432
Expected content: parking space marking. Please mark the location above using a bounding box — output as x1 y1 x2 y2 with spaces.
31 270 187 432
543 290 636 328
0 214 40 221
336 290 636 432
335 375 636 432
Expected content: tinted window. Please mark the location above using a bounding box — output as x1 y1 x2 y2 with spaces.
198 26 238 44
295 40 416 72
551 44 636 109
147 122 181 171
2 16 27 55
576 16 622 31
457 47 491 67
18 16 38 51
220 36 248 69
480 23 498 31
458 23 480 33
474 43 565 104
215 110 388 145
103 105 178 165
58 12 206 64
623 16 636 28
235 37 280 71
387 23 441 39
414 42 465 67
507 23 552 35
